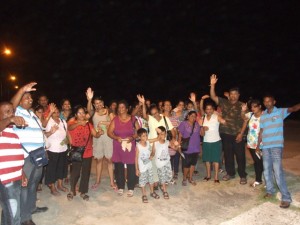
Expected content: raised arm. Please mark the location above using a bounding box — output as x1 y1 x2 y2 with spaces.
10 82 37 109
209 74 219 105
86 87 94 117
137 94 149 121
41 103 56 127
189 92 198 111
200 95 210 116
287 103 300 113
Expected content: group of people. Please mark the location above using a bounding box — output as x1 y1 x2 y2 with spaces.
1 74 300 225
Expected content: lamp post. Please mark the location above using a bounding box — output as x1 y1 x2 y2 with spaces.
1 47 15 100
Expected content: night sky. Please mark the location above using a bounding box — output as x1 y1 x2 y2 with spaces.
1 1 300 115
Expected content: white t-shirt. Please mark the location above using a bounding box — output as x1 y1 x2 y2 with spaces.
136 141 152 173
154 140 170 168
46 118 68 153
148 115 174 139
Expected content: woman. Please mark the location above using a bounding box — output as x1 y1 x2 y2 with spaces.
108 100 117 121
107 100 139 197
178 110 201 186
44 107 69 195
200 96 225 183
162 100 180 180
67 105 102 201
86 88 115 190
59 98 72 121
241 99 264 187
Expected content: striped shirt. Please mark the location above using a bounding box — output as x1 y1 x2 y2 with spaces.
260 107 290 149
0 126 24 184
13 106 44 158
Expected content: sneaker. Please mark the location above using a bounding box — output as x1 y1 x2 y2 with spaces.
240 178 247 185
251 181 262 187
222 174 235 181
280 201 290 208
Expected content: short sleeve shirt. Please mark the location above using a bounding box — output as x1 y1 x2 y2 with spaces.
218 97 244 135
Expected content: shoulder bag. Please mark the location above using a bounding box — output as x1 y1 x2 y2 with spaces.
181 122 196 152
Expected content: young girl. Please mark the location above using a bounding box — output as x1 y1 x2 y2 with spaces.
135 128 160 203
152 126 174 199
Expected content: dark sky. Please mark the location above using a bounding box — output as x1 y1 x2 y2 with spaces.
1 1 300 112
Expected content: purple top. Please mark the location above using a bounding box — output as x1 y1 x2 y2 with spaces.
178 121 201 154
111 116 136 164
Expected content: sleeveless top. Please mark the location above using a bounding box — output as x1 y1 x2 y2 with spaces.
136 141 152 172
203 113 221 143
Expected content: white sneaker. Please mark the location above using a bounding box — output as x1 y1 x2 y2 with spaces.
251 181 262 187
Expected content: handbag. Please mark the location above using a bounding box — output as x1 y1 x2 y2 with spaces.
23 146 48 167
163 116 173 141
181 122 195 152
67 124 90 162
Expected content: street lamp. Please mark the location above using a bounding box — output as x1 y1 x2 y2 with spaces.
3 48 12 56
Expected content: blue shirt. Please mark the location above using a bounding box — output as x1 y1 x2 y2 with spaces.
13 106 44 157
260 107 290 149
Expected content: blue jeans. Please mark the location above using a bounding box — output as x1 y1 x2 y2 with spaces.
1 181 21 225
262 147 292 202
21 156 43 222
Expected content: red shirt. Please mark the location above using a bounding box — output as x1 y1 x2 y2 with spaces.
0 126 24 184
67 120 93 158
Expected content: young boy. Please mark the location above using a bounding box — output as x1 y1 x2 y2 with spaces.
135 128 160 203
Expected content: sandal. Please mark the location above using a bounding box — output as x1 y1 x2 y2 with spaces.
182 180 188 186
91 183 100 191
80 193 89 201
51 190 61 196
163 192 169 200
189 180 197 186
214 179 220 183
142 195 148 203
150 192 160 199
127 190 134 197
118 189 124 196
67 192 74 201
203 177 211 182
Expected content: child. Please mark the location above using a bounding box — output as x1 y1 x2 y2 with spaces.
152 126 174 199
135 128 160 203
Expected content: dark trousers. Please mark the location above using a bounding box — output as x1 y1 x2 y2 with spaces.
0 181 13 225
170 152 180 174
45 151 68 185
114 163 135 190
220 133 247 178
249 148 263 182
70 157 92 194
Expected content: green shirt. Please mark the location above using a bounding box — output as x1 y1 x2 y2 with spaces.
218 97 244 135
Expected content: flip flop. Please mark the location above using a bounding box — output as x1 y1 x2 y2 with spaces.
91 183 100 191
163 192 169 200
142 195 148 203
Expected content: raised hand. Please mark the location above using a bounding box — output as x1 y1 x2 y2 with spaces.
86 87 94 100
49 103 57 114
137 94 145 104
189 92 196 102
241 103 248 112
210 74 218 85
21 82 37 93
201 95 210 100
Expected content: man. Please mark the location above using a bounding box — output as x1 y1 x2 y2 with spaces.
11 83 48 225
210 74 247 184
258 94 300 208
0 101 28 225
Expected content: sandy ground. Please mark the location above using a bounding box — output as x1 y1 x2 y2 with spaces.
5 121 300 225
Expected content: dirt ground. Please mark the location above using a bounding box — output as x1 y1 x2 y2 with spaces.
6 121 300 225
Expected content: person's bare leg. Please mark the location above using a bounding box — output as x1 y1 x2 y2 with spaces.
107 158 116 188
205 162 211 178
214 162 219 181
189 165 195 181
92 158 103 189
